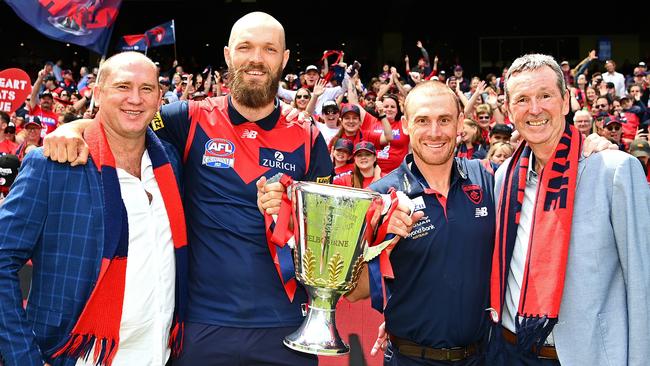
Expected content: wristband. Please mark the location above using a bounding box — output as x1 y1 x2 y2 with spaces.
378 114 386 119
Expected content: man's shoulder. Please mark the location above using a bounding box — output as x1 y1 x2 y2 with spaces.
582 149 638 171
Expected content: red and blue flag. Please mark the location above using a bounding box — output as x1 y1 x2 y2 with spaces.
145 20 175 48
116 34 149 52
6 0 122 55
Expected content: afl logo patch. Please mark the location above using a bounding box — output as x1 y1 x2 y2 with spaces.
203 138 235 168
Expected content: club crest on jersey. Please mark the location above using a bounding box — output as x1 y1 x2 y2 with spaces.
462 184 483 205
259 148 300 173
203 138 235 168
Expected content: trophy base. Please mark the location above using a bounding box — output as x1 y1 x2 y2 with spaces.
283 304 349 356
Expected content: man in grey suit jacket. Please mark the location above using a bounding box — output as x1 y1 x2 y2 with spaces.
488 54 650 365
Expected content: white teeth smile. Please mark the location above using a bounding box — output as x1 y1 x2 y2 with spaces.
123 110 141 115
424 142 445 148
527 119 548 126
247 71 264 75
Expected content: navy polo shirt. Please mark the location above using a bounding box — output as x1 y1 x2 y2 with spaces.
370 155 495 348
152 96 333 327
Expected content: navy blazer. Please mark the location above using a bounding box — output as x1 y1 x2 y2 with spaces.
0 137 182 366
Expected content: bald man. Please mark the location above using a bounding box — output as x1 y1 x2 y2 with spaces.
43 12 332 366
0 52 185 366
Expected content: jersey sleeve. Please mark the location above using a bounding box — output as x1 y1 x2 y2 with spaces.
151 101 191 157
304 124 334 183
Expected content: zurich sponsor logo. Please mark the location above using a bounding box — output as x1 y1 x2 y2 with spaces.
260 148 298 173
203 138 235 168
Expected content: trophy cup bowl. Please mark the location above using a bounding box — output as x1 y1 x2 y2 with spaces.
283 182 380 356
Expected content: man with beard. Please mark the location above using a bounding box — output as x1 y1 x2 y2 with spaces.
42 12 332 366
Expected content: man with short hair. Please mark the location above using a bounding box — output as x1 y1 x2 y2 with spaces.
0 51 186 366
572 110 593 137
14 117 44 160
160 77 179 104
489 53 649 366
602 59 626 97
45 12 333 366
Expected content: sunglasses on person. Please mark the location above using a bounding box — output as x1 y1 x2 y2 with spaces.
605 125 621 131
295 94 310 100
478 116 491 120
593 103 608 109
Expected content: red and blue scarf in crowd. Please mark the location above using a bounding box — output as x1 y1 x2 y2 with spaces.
490 122 582 352
53 120 188 365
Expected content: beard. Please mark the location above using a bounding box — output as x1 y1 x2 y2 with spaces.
412 138 455 166
229 62 281 109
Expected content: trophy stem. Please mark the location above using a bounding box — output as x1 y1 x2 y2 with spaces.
283 287 349 355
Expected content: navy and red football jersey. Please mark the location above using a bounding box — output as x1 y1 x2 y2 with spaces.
153 96 333 327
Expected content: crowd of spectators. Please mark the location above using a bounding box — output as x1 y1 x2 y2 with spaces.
1 42 649 202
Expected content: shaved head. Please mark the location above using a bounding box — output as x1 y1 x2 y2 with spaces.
228 12 286 50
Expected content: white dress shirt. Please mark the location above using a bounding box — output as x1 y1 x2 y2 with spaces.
76 150 176 366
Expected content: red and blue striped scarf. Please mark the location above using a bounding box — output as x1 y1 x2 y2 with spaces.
53 120 188 365
490 122 582 351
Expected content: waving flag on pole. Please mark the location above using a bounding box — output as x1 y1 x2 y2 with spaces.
5 0 122 55
145 20 175 48
116 34 149 52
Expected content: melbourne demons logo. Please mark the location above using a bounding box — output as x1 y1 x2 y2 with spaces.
462 184 483 205
203 138 235 169
147 26 166 43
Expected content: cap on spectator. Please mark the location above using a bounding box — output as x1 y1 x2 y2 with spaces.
340 104 360 117
364 91 377 101
639 61 647 67
634 71 647 77
629 139 650 158
454 65 463 72
24 116 42 128
0 154 20 188
43 75 56 83
595 111 610 120
322 100 339 112
560 61 569 66
490 123 513 137
62 69 72 75
39 91 53 99
4 123 15 134
159 77 171 86
305 65 319 73
353 141 376 155
439 70 446 75
333 138 353 154
603 116 621 127
606 82 616 89
191 91 207 100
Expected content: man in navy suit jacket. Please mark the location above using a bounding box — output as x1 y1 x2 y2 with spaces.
0 52 184 366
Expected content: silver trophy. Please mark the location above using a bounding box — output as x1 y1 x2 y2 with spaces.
283 181 381 356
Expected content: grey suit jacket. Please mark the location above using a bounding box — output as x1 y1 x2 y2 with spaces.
495 150 650 366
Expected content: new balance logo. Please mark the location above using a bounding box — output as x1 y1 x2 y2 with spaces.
241 129 258 139
475 207 488 218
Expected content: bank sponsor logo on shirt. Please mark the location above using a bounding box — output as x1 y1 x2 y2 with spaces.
406 215 434 240
259 148 299 173
203 138 235 168
392 128 400 139
150 112 164 131
462 184 483 205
